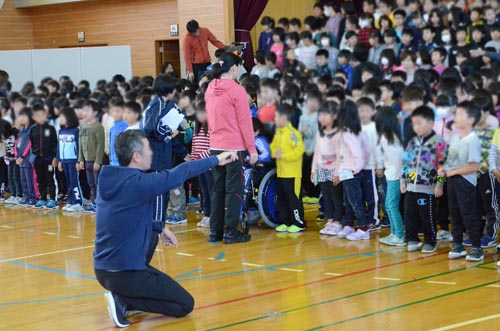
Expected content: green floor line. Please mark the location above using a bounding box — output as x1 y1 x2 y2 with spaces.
206 261 495 331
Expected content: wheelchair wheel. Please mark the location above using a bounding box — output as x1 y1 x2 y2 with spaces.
257 169 281 228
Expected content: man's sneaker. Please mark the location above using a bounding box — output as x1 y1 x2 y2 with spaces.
196 208 204 215
288 225 306 233
407 241 423 252
67 204 84 212
480 236 497 249
275 224 289 232
166 215 187 225
337 226 355 239
315 213 326 221
44 200 58 209
367 223 381 232
197 217 210 228
422 244 437 253
34 200 47 209
320 222 342 236
84 202 96 213
382 235 406 246
466 247 484 262
302 196 319 204
463 238 472 247
346 229 370 241
436 230 453 241
380 218 390 228
104 292 131 328
449 244 467 259
187 196 200 206
125 310 143 318
223 229 251 244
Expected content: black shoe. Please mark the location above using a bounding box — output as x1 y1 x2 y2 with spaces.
315 213 326 221
380 218 390 228
104 292 130 328
208 232 223 242
223 229 251 244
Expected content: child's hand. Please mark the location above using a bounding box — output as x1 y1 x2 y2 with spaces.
78 161 85 171
310 172 316 183
51 158 58 168
376 169 384 178
400 183 407 194
437 168 445 177
16 158 23 166
249 153 258 165
333 176 340 186
93 163 101 172
434 186 443 198
275 148 282 160
493 169 500 183
58 162 63 172
184 154 192 162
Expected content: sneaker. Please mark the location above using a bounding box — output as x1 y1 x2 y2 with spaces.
480 236 497 249
197 217 210 228
407 241 423 252
466 247 484 262
448 244 467 259
436 230 453 241
315 213 326 221
382 235 406 246
187 196 200 206
44 200 59 209
67 204 84 212
166 215 187 225
380 218 391 228
288 225 306 233
34 200 47 209
18 199 29 206
422 244 437 253
346 229 370 241
497 244 500 254
4 196 16 204
125 310 143 318
209 232 223 242
196 208 204 215
337 226 355 239
302 197 319 204
223 228 251 244
24 199 36 207
104 292 131 328
463 238 472 247
367 223 381 232
380 234 395 244
275 224 289 232
84 202 96 213
320 222 342 236
62 204 72 211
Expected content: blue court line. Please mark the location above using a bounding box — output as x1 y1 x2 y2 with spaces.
177 247 404 283
5 261 96 280
0 292 105 308
215 252 225 261
0 212 59 226
175 268 202 279
208 241 220 246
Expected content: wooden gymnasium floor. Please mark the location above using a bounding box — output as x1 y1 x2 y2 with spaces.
1 202 500 331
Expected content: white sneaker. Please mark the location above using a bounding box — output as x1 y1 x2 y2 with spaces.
337 226 355 238
66 204 84 212
346 229 370 241
437 230 453 241
197 217 210 228
62 204 72 211
11 197 21 205
5 197 16 204
320 223 342 236
319 223 333 235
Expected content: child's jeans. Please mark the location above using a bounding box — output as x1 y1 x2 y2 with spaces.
319 180 344 221
342 173 368 228
198 170 213 217
7 161 22 197
84 161 100 200
20 166 36 201
62 162 82 205
361 169 380 225
386 180 405 238
168 185 187 219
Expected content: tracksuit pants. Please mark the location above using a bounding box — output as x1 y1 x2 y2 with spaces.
277 177 306 228
405 191 436 246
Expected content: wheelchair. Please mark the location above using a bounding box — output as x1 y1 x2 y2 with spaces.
240 162 281 232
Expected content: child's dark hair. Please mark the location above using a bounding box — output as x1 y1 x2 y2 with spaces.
290 17 302 28
195 100 208 136
60 107 79 129
84 99 101 114
109 96 124 108
124 101 142 119
318 101 339 137
338 100 361 134
260 78 280 92
357 97 376 110
276 103 295 122
252 117 267 136
0 98 13 123
306 89 322 103
457 100 481 126
153 74 178 96
261 16 275 28
375 106 402 145
411 105 435 122
18 107 34 126
432 47 448 60
401 85 424 102
255 50 266 65
316 49 329 58
272 27 286 42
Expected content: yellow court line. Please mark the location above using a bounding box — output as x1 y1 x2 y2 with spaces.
426 281 457 285
0 245 94 263
280 268 304 272
430 314 500 331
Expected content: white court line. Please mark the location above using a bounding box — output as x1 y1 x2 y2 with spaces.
207 258 227 261
325 273 343 276
0 245 94 263
175 229 199 233
1 225 13 229
373 277 401 281
66 235 81 239
430 314 500 331
43 232 57 236
280 268 304 272
487 284 500 288
427 281 456 285
176 252 194 257
242 263 264 267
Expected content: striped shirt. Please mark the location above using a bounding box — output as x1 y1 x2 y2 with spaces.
192 126 211 160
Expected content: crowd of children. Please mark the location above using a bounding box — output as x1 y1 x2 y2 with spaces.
1 0 500 260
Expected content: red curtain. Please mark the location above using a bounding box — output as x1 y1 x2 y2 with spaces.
234 0 269 72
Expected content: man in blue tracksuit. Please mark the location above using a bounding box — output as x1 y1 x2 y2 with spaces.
94 130 236 328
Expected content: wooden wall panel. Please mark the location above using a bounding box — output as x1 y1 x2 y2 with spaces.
249 0 316 51
0 0 33 50
27 0 179 77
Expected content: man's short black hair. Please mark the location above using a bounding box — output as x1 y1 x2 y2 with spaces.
115 130 147 167
186 20 199 33
411 105 435 122
457 100 481 126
